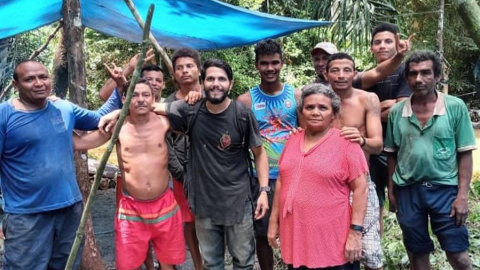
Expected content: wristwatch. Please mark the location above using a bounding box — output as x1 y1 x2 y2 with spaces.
259 186 271 194
350 224 364 232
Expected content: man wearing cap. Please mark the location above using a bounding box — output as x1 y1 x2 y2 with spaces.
311 42 338 85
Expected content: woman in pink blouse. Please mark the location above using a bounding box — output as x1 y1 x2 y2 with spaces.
267 84 368 270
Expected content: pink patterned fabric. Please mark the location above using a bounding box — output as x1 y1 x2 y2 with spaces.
278 128 369 268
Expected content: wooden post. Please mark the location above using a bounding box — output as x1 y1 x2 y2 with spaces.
65 4 155 269
62 0 105 269
437 0 448 94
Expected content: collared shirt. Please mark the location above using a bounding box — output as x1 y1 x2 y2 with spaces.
384 91 476 186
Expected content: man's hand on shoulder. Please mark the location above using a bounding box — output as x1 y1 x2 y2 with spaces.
98 109 121 133
340 126 363 145
184 91 203 105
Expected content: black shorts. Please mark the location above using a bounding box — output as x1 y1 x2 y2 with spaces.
251 178 276 237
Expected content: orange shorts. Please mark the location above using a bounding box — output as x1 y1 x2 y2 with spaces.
115 189 186 269
172 179 195 222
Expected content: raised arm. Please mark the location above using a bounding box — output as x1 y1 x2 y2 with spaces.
359 34 414 89
98 49 155 101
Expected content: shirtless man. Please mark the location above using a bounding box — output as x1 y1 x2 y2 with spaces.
324 53 384 270
74 79 185 270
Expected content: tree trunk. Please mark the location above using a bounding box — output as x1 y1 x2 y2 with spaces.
62 0 105 269
53 30 68 99
437 0 449 94
454 0 480 49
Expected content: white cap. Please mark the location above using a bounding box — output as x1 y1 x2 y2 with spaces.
311 42 338 55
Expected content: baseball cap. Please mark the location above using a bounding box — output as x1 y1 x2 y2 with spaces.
311 42 338 55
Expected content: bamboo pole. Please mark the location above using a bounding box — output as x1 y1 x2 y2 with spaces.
0 21 63 101
64 5 155 269
124 0 174 77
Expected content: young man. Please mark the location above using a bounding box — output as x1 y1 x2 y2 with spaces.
0 60 121 269
325 53 384 270
164 47 203 270
237 39 301 270
74 79 186 270
385 51 475 270
353 23 414 234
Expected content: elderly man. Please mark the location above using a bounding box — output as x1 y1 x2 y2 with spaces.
386 51 476 270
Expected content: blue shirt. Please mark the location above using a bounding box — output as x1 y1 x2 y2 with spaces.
0 90 121 214
249 84 298 179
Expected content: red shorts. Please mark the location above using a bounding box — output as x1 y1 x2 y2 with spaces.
115 189 186 269
172 179 195 222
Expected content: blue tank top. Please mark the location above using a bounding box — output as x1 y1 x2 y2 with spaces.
249 84 298 179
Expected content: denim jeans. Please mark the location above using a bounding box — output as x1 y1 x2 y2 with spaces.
3 201 84 270
195 200 255 270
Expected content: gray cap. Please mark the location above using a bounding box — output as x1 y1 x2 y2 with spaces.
311 42 338 55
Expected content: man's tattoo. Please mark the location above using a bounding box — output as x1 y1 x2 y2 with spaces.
368 94 381 116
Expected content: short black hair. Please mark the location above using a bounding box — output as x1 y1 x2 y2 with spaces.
201 59 233 81
141 65 164 77
405 51 442 78
371 23 398 45
171 48 201 70
123 78 154 97
13 60 43 81
254 39 283 64
325 52 355 72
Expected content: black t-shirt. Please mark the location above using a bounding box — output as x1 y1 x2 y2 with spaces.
353 63 411 102
166 99 262 225
165 92 188 182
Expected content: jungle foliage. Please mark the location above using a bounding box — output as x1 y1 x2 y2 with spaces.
7 1 480 269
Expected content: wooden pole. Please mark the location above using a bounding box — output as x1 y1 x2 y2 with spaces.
437 0 448 94
65 4 155 269
124 0 174 77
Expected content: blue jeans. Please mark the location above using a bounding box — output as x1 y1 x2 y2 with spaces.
195 200 255 270
3 201 84 270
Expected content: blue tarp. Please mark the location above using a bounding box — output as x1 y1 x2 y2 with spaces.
0 0 330 50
